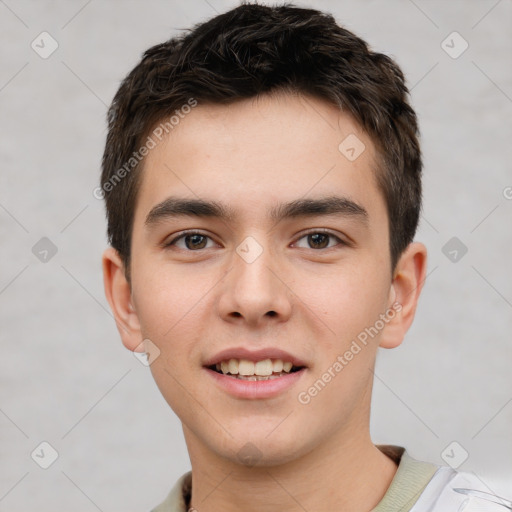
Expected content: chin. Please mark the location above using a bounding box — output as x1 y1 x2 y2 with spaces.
215 430 310 468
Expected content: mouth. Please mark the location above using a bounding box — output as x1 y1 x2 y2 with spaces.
206 358 306 381
203 348 308 398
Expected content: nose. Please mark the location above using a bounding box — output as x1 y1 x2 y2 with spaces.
216 237 293 328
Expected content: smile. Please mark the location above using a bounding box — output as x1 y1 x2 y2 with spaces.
205 359 307 399
209 358 304 380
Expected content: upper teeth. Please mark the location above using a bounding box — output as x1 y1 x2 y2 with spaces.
216 358 294 376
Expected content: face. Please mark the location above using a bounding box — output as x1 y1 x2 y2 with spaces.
104 92 423 468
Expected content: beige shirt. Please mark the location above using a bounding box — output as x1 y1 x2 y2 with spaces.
151 445 439 512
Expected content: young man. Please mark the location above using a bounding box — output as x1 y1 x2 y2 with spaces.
100 3 511 511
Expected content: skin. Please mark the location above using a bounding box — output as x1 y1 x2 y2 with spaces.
103 91 427 512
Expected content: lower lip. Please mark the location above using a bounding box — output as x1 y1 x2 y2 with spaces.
204 367 307 399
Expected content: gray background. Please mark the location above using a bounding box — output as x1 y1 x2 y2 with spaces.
1 0 511 510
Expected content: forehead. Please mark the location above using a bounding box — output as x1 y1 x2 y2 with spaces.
134 92 386 228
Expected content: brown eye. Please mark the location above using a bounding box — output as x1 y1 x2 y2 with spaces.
307 233 329 249
184 234 208 250
165 232 215 250
294 230 344 250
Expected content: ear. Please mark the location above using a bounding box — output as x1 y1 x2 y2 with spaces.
102 247 144 352
379 242 428 349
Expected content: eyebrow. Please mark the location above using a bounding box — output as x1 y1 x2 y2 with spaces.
144 195 368 227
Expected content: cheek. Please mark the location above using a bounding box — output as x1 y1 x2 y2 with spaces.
133 270 210 411
130 276 202 376
132 262 209 333
298 262 388 344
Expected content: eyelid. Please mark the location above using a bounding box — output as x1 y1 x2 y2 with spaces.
162 229 218 249
292 228 348 248
163 228 349 251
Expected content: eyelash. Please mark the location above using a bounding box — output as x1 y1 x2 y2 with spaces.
163 229 347 251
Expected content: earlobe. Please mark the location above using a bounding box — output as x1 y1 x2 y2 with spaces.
379 242 428 349
102 247 143 352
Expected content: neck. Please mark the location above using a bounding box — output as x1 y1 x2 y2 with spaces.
184 428 398 512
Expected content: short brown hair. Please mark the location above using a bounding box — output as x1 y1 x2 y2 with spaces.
101 2 422 280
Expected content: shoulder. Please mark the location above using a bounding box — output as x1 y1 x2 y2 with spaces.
377 446 511 512
412 464 511 511
150 471 192 512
